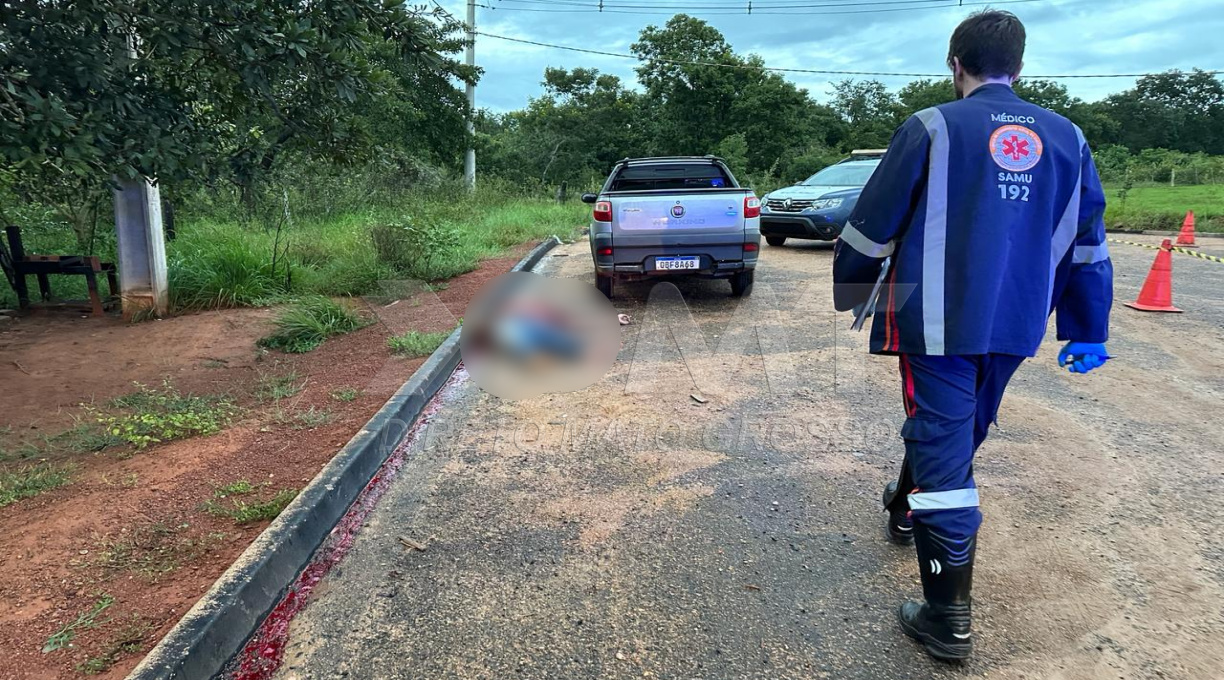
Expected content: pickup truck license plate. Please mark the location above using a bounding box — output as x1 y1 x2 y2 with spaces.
655 256 700 271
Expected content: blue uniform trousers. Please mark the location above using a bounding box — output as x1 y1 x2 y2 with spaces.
897 353 1025 541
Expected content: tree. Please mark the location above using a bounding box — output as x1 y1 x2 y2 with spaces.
631 15 839 176
0 0 472 231
476 68 645 187
1099 70 1224 155
831 80 901 148
897 79 955 115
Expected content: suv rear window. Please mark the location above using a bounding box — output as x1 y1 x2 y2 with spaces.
608 163 732 192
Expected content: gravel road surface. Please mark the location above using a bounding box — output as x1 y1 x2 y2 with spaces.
272 235 1223 680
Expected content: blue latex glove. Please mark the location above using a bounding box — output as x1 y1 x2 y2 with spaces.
1058 342 1111 374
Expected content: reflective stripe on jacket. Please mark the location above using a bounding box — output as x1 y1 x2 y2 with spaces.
833 83 1113 356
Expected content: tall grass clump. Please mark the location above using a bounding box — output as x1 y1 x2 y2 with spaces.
258 295 370 353
168 232 285 310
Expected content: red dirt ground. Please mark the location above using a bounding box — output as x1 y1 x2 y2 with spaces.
0 247 530 680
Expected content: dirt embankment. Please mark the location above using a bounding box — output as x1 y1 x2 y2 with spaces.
0 249 527 680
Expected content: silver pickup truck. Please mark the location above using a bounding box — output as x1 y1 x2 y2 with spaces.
581 156 761 299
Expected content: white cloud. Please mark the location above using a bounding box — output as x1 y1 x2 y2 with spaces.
453 0 1223 111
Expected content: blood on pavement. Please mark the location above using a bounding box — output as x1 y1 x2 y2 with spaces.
225 369 468 680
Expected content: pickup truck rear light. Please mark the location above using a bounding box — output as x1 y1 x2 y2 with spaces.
743 243 759 253
744 196 761 219
593 200 612 223
597 246 613 256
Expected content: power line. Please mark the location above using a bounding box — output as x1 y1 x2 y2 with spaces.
494 0 957 8
475 31 1220 79
479 0 1050 14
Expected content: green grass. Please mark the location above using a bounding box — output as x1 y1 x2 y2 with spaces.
387 329 451 357
2 182 587 311
0 382 232 464
1105 184 1224 233
330 388 360 402
213 480 257 497
95 382 239 450
89 522 225 582
258 295 370 353
0 462 75 507
1 422 120 463
270 405 333 430
203 487 298 524
255 370 303 402
76 618 152 675
43 594 114 653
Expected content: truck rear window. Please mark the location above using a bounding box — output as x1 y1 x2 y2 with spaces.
608 163 732 192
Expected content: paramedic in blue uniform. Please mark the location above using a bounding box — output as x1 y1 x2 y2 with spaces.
832 11 1113 661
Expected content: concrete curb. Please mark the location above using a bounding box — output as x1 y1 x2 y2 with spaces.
127 236 561 680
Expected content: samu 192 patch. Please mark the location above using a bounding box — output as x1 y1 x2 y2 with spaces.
990 124 1044 172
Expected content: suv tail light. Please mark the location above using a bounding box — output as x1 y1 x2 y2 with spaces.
593 200 612 222
743 242 759 253
744 196 761 219
597 246 613 256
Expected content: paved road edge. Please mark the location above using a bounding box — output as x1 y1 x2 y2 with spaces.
127 236 561 680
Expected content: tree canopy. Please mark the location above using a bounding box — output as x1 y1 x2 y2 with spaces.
0 0 473 197
479 15 1223 189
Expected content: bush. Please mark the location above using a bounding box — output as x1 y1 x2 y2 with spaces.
258 295 370 353
371 214 472 282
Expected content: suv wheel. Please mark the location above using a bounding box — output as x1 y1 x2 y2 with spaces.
730 270 754 298
765 236 787 247
596 274 614 299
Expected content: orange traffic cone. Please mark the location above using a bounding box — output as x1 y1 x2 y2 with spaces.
1125 239 1183 313
1175 211 1197 247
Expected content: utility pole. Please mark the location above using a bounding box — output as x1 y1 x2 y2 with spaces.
464 0 476 192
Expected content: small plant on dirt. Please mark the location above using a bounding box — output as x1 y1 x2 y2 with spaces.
214 480 258 497
255 370 304 402
93 381 239 451
387 329 450 358
99 472 140 488
204 488 299 524
258 295 370 354
270 406 333 430
330 388 360 402
0 462 74 507
89 523 227 582
43 421 122 454
76 618 152 675
42 594 114 653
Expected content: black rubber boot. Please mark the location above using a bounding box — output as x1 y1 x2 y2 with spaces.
882 481 914 545
898 523 976 662
882 459 914 546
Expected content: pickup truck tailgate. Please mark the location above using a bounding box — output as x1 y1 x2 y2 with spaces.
611 191 747 235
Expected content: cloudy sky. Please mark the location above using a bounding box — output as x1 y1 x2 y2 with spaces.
435 0 1224 112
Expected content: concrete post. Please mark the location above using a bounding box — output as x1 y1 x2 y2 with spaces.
113 178 169 319
463 0 476 192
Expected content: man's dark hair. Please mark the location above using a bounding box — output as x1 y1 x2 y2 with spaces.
947 10 1026 78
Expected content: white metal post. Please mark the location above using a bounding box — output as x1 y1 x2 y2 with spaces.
463 0 477 192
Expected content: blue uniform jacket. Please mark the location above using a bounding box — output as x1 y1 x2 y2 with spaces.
832 84 1113 356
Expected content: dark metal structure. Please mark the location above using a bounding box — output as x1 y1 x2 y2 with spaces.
2 226 119 316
